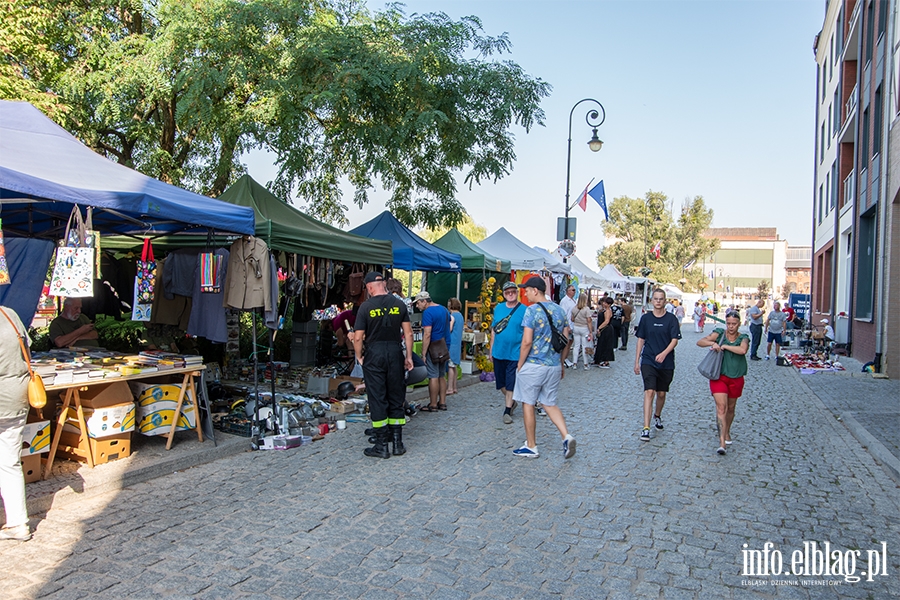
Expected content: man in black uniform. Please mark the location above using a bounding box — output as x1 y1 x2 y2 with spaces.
353 271 414 458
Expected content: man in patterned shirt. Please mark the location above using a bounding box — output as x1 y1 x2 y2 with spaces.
511 276 577 460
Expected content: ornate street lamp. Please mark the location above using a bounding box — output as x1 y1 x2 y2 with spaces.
561 98 606 249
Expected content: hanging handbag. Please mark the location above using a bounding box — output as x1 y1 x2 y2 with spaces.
348 264 364 297
0 307 46 409
131 238 156 321
537 302 569 353
71 207 101 277
0 218 9 285
697 331 725 380
48 206 95 297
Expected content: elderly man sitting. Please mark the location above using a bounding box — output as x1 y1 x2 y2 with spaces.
49 298 99 348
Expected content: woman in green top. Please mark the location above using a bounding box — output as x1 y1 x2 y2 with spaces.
697 311 749 456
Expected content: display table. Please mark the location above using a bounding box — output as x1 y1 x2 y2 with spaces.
43 366 205 479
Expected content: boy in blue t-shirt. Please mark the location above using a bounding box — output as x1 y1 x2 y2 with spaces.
511 276 576 460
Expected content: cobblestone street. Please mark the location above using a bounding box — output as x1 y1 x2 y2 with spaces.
2 327 898 599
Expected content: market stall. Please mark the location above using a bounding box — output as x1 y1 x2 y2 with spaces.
550 250 605 289
426 228 510 306
1 100 259 474
477 228 571 302
349 211 462 272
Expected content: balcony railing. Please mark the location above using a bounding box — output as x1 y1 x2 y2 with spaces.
843 170 855 207
845 84 858 119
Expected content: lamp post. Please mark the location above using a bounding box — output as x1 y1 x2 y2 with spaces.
562 98 605 249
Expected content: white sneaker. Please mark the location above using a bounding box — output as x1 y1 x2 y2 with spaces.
563 434 576 459
513 444 539 458
765 355 770 361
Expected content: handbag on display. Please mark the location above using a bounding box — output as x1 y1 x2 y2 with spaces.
0 307 47 409
131 238 156 321
697 331 725 380
48 206 95 297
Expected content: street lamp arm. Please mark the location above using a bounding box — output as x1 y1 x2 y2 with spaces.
564 98 607 229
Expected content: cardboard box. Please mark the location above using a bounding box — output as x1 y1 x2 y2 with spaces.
129 383 196 436
57 431 131 465
459 360 475 375
61 381 134 408
329 400 357 414
21 420 51 455
21 454 41 483
62 402 135 439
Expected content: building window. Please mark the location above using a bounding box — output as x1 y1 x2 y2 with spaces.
831 162 838 209
818 185 824 224
825 172 831 217
833 90 839 133
821 122 826 163
865 0 875 65
862 108 870 161
855 207 877 320
873 86 882 155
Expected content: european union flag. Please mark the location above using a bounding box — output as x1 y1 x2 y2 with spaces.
588 180 608 221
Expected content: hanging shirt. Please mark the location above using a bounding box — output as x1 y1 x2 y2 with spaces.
187 248 229 343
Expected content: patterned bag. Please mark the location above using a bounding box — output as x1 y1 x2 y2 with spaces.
0 218 10 285
131 238 156 321
49 206 95 297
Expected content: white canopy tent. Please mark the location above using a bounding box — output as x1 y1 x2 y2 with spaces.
549 250 605 288
598 264 636 294
478 227 571 274
659 283 684 300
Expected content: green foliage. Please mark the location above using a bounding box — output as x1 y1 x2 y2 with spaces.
757 279 771 299
597 192 719 291
2 0 550 229
94 316 145 352
28 326 52 353
418 214 489 244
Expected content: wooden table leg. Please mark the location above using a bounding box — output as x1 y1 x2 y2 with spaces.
43 388 73 479
74 390 94 468
165 372 202 450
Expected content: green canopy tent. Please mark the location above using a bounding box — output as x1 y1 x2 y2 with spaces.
105 174 393 264
425 229 511 307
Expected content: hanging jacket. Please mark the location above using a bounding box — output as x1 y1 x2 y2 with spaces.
223 236 272 311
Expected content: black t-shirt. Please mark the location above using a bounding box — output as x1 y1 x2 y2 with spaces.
355 293 410 344
635 311 682 369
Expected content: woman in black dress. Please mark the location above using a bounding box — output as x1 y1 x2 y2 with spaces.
593 296 616 368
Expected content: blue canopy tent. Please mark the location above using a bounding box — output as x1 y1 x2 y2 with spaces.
0 100 256 322
0 101 256 239
349 211 461 273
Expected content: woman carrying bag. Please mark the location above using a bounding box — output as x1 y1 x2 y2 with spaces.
0 306 34 541
569 294 594 370
697 311 749 456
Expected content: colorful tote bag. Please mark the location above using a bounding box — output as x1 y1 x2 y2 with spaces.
49 206 95 297
0 218 10 285
131 238 156 321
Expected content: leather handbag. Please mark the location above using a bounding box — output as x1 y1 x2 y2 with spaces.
428 337 450 364
0 307 47 409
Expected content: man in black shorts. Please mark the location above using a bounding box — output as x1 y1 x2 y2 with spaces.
633 288 682 441
353 272 414 458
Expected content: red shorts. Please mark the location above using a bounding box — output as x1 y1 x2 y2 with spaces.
709 374 745 398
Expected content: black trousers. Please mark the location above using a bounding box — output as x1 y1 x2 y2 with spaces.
620 322 630 347
362 342 406 425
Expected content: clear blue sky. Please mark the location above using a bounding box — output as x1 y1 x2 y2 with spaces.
246 0 824 267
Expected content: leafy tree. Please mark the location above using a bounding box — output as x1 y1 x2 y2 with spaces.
1 0 550 229
757 279 771 299
418 213 489 244
597 192 719 290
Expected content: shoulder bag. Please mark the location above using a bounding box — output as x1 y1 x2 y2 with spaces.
492 303 521 334
537 302 569 353
0 307 46 409
427 307 451 364
697 330 725 380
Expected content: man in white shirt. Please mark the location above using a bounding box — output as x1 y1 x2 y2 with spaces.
558 284 578 368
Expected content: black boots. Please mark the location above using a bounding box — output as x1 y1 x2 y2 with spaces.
389 424 406 456
363 426 391 459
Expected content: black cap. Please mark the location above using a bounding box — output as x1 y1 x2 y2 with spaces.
518 276 546 293
364 271 384 285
